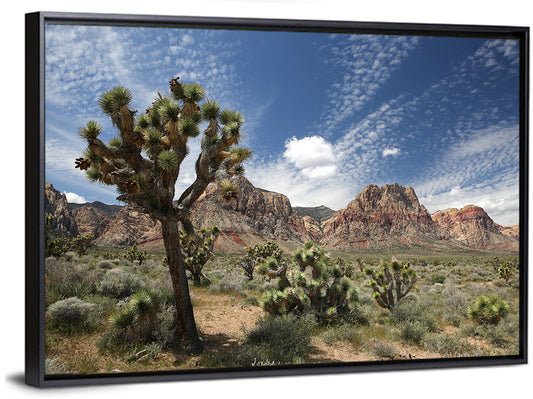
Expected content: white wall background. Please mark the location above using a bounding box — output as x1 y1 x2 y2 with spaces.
2 1 531 397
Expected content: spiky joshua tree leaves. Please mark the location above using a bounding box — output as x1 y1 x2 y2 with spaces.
259 242 360 323
76 77 251 353
364 260 417 311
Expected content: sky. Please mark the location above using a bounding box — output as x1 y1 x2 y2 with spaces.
45 24 521 225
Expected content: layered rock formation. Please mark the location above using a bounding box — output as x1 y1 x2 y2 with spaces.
320 183 445 250
70 201 122 238
45 178 519 253
95 208 160 248
190 177 315 251
44 182 79 237
432 205 517 249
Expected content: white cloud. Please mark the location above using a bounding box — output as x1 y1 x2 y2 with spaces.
301 165 338 179
283 136 335 169
382 147 400 157
63 191 87 204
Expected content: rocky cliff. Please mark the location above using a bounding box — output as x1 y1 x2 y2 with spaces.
320 183 446 250
70 201 122 238
46 179 518 253
190 177 315 251
44 182 79 237
432 205 517 249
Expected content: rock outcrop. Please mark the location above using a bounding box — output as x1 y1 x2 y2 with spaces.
44 182 79 237
293 205 335 223
432 205 517 248
320 183 445 249
70 201 122 238
95 208 160 248
190 177 315 251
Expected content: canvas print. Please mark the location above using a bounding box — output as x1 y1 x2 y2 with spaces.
43 22 522 376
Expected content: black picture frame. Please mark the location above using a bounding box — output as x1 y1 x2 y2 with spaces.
25 11 529 387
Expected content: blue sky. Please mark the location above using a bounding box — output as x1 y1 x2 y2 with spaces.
45 24 520 225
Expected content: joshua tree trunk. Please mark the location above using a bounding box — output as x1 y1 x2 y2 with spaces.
160 216 202 354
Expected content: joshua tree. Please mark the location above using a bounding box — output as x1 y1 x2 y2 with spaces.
240 241 283 280
124 244 147 265
75 77 251 353
180 225 220 286
364 260 417 311
259 242 360 323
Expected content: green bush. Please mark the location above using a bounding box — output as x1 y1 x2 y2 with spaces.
467 295 509 325
322 324 362 346
237 314 316 366
47 297 98 334
390 301 437 332
370 341 397 359
45 263 99 305
423 333 475 357
430 274 446 284
398 321 427 345
98 269 145 298
97 260 113 270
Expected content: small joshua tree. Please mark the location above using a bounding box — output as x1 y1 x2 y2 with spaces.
240 241 282 280
259 242 359 323
70 234 95 256
498 261 513 284
467 294 509 325
364 260 417 311
180 225 220 286
124 244 147 265
76 76 250 353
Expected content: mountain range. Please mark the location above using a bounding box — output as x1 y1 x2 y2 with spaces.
45 177 519 253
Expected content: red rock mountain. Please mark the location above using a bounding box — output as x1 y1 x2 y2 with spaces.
432 205 518 249
43 179 518 252
190 176 315 251
320 183 447 250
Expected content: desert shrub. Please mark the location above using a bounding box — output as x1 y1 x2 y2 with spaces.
443 284 468 312
209 273 245 295
64 251 76 261
398 321 427 345
153 304 178 347
431 274 446 284
45 263 100 305
47 297 98 334
243 296 259 306
390 301 437 332
370 341 397 359
423 333 475 357
237 314 316 366
322 324 362 346
98 269 145 298
45 358 70 375
97 260 113 270
467 295 509 325
343 304 371 326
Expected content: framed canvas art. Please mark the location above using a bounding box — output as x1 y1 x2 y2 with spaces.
25 11 528 386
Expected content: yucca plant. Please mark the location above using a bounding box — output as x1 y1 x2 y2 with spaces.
75 76 251 354
467 295 509 325
364 260 417 311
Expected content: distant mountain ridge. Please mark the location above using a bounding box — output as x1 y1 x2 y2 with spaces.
293 205 336 223
44 179 518 252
